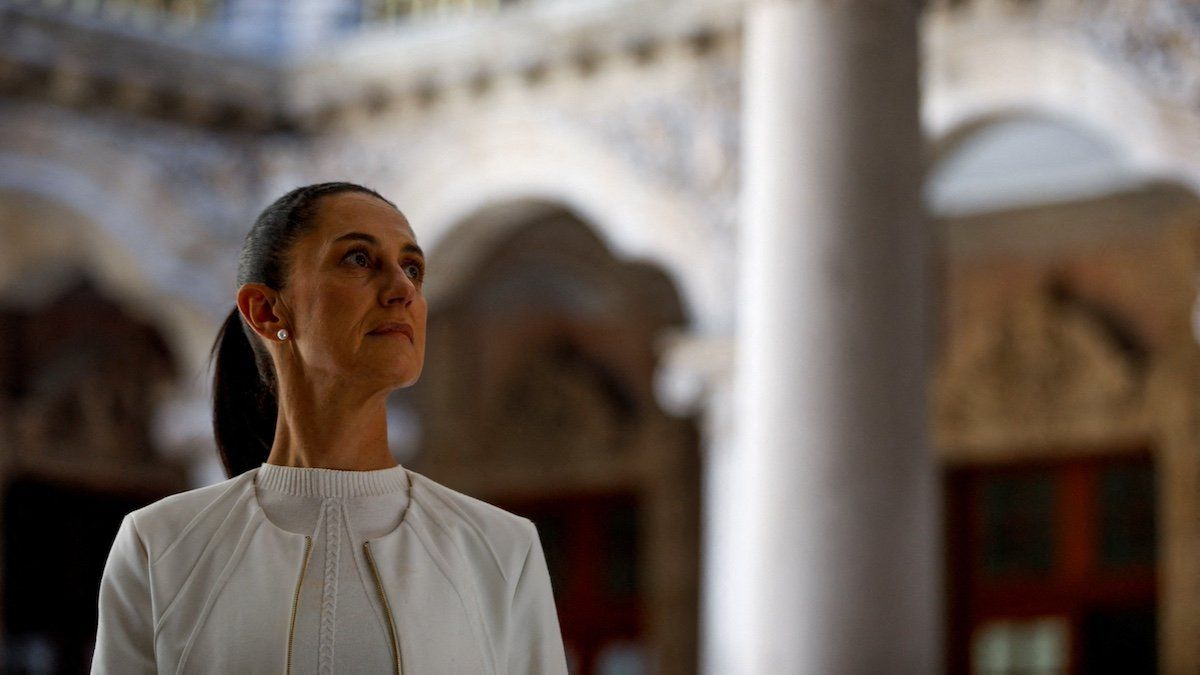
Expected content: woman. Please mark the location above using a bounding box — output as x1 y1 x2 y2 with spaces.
91 182 568 674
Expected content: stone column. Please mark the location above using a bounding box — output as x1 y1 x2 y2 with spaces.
654 330 737 675
722 0 941 672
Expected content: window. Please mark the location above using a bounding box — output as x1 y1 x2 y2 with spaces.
946 454 1157 674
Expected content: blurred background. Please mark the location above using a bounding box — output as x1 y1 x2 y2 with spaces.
0 0 1195 673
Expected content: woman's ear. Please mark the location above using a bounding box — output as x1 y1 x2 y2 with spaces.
236 283 287 341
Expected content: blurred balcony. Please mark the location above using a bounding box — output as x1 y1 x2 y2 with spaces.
0 0 541 132
2 0 528 37
0 0 737 134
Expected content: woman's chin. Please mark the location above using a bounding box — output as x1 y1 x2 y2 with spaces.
374 368 422 390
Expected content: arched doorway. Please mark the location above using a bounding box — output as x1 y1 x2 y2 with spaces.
392 202 701 675
0 272 188 672
929 114 1200 673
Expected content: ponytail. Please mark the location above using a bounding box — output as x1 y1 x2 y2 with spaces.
210 306 278 477
210 181 397 477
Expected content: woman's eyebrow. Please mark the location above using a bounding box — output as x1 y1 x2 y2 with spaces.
333 231 424 259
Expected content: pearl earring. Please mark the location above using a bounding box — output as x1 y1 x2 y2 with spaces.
277 328 290 341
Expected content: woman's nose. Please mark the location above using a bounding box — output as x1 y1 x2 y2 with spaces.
381 261 416 306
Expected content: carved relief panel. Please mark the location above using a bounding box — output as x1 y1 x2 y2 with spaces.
5 274 178 470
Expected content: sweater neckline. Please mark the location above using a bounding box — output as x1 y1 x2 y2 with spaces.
256 462 409 498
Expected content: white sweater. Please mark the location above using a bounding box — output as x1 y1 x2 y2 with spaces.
254 462 412 674
91 463 568 674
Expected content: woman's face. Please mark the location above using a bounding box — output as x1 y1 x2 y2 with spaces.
276 191 427 390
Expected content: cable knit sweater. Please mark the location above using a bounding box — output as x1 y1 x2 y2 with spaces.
254 462 411 674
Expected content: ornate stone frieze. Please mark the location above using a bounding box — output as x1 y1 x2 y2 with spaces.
573 55 741 240
936 279 1149 452
1080 0 1200 107
934 0 1200 108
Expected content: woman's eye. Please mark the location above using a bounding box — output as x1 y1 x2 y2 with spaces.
343 250 371 267
404 262 425 282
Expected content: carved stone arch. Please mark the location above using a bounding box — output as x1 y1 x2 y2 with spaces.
7 272 179 463
0 184 217 475
927 108 1125 173
0 170 216 375
924 26 1200 189
385 114 730 334
408 201 689 477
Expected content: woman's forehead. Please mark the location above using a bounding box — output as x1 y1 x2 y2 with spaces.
313 192 415 241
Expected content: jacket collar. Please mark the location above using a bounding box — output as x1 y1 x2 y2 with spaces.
237 466 417 547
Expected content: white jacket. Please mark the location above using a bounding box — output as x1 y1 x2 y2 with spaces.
91 466 569 674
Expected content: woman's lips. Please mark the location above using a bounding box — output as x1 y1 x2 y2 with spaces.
368 323 413 341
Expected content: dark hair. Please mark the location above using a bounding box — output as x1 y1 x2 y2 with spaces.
209 182 398 477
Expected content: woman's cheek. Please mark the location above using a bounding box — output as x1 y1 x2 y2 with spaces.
315 291 356 330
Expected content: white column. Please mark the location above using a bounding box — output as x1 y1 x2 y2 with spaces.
722 0 941 672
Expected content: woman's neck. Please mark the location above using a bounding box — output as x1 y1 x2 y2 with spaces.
265 383 397 471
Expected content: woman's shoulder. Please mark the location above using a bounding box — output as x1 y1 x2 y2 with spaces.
124 470 255 555
405 470 540 570
407 469 534 536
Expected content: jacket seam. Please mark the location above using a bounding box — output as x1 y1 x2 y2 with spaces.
126 514 162 651
174 512 267 674
151 474 253 566
409 472 511 583
407 501 499 675
508 520 537 607
153 487 256 634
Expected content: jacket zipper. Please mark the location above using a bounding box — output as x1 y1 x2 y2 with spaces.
287 535 314 675
363 541 402 675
